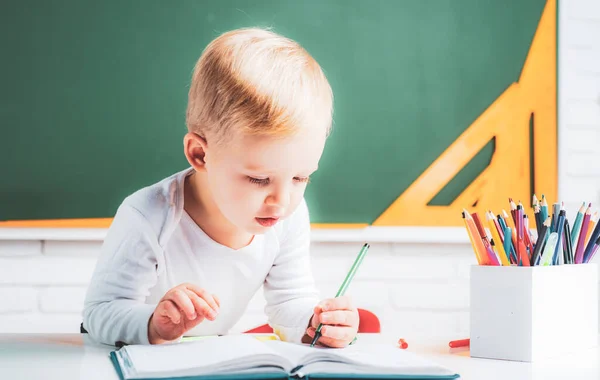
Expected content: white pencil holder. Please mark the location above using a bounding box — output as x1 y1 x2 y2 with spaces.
470 264 598 362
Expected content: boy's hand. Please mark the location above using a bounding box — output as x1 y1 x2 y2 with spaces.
306 296 359 348
148 283 220 344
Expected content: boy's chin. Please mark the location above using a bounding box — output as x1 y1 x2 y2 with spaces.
244 219 277 234
245 224 271 235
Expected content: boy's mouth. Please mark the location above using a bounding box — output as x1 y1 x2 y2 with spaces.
255 217 279 227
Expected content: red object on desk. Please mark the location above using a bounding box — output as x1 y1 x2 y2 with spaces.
244 308 381 334
397 338 408 349
448 338 470 348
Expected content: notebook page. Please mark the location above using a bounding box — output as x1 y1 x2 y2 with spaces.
121 335 289 377
299 343 456 377
263 341 320 367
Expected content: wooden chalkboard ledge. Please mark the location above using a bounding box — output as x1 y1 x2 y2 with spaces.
0 226 470 244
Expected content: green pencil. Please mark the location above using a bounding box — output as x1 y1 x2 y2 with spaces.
570 202 586 248
310 243 370 347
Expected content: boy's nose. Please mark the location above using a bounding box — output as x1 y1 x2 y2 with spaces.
265 189 290 209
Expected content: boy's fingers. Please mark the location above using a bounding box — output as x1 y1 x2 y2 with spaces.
213 294 221 308
183 284 220 312
307 327 352 348
319 296 352 312
166 289 196 320
320 310 357 327
160 300 182 324
185 289 217 321
328 295 353 311
321 325 354 342
311 335 348 348
310 313 321 328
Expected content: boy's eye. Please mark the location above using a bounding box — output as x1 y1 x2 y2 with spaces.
248 177 270 186
294 176 310 184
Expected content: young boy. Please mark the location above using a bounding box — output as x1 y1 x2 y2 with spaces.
82 28 359 347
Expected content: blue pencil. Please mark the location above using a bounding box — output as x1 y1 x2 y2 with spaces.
552 210 566 265
583 214 600 263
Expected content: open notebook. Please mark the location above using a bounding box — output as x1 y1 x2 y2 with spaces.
110 335 459 380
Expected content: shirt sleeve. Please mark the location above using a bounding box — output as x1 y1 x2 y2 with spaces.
82 204 163 346
263 199 320 343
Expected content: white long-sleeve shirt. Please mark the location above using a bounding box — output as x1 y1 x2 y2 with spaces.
83 168 320 346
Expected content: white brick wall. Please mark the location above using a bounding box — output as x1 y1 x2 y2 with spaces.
559 0 600 214
0 0 599 345
0 239 476 341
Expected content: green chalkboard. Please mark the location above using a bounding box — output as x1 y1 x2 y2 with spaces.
0 0 547 223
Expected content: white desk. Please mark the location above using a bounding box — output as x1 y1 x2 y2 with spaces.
1 334 599 380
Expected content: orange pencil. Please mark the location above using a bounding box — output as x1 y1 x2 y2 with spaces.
463 210 489 265
585 212 598 247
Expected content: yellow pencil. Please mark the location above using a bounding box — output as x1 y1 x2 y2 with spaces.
585 212 599 246
487 212 510 266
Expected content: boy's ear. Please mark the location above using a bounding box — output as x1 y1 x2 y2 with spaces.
184 132 209 171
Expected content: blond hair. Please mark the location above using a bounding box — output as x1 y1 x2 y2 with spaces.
186 28 333 143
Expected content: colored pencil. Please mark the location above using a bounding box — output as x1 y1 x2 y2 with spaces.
463 211 488 265
516 204 530 266
584 236 600 264
523 214 535 260
487 212 510 266
472 212 500 266
498 214 517 264
585 212 598 247
551 202 561 232
540 232 559 266
570 202 586 248
540 195 549 223
574 206 592 264
531 217 551 266
489 211 504 242
564 218 574 264
552 210 566 265
583 213 600 263
310 243 370 347
534 203 542 237
503 226 514 262
449 339 470 348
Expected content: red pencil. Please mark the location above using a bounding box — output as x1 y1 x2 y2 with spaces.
449 339 470 348
397 338 408 349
